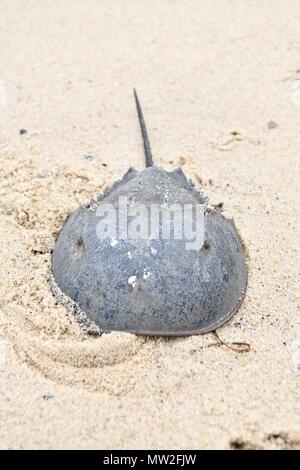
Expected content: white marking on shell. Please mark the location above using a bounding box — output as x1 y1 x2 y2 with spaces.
110 238 118 247
128 275 137 287
143 270 151 279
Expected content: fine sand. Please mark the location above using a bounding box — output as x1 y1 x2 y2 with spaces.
0 0 299 450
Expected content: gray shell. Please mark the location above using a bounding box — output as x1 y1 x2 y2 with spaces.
52 166 247 335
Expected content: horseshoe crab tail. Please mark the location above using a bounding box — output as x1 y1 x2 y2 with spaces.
133 88 154 167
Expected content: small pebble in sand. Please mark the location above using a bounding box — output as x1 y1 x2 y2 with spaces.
42 394 54 401
32 242 49 254
268 121 278 130
19 128 27 135
84 154 95 161
230 131 242 138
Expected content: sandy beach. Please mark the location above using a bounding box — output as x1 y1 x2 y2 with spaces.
0 0 299 449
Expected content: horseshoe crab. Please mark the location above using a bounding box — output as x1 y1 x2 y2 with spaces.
52 90 247 335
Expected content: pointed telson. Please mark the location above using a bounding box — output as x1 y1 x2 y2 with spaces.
134 89 154 167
